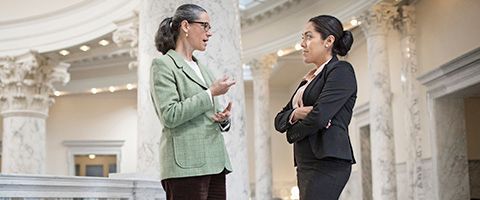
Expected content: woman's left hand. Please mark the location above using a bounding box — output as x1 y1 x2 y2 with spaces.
213 101 232 122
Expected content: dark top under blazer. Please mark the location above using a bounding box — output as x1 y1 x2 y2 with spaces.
274 56 357 163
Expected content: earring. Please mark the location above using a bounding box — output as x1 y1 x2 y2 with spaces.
325 45 329 48
186 33 189 38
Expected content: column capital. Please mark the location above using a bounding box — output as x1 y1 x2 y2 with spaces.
250 54 277 79
113 12 139 70
0 51 70 117
359 2 399 36
399 5 416 36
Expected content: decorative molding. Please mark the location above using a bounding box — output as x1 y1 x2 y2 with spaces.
250 54 277 79
353 102 370 133
241 0 301 28
359 2 399 37
0 51 70 117
418 47 480 99
242 0 378 61
0 0 140 56
63 140 125 176
112 12 139 71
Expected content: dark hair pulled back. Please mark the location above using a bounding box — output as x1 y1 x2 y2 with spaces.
155 4 207 54
308 15 353 56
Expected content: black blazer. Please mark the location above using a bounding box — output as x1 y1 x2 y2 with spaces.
274 56 357 163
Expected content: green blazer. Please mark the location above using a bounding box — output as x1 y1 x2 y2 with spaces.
150 49 232 180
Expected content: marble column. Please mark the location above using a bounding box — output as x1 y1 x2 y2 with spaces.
359 2 398 200
138 1 250 198
137 0 164 179
250 54 276 200
111 11 160 177
398 5 425 200
0 51 70 174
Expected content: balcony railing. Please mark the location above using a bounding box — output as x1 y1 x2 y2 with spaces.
0 173 165 200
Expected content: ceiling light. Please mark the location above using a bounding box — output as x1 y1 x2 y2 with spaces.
53 91 62 96
90 88 98 94
99 39 110 46
59 50 70 56
277 49 285 57
80 45 90 52
88 154 96 159
294 43 302 51
350 19 359 26
109 86 116 93
126 84 134 90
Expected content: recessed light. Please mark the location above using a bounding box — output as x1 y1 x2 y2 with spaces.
59 50 70 56
126 84 134 90
277 50 285 57
109 86 116 93
294 43 302 51
99 40 110 46
350 19 359 26
90 88 98 94
80 45 90 52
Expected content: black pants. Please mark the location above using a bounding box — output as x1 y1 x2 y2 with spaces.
295 139 352 200
161 170 226 200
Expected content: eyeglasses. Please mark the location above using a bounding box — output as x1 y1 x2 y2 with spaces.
188 21 211 32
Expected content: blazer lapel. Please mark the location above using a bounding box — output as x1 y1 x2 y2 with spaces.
302 56 339 104
166 50 208 89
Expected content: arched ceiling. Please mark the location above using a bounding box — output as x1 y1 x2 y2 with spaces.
0 0 139 56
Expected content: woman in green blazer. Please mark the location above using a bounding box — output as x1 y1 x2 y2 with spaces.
150 4 236 200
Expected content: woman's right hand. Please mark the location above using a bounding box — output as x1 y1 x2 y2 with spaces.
210 75 236 96
293 106 313 121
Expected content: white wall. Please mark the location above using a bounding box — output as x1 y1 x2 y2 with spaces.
417 0 480 74
46 90 138 175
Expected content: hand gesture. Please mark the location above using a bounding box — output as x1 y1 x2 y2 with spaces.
293 106 313 121
210 75 236 96
212 101 232 122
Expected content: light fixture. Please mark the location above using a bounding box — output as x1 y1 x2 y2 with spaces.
88 154 96 160
90 88 98 94
401 74 407 82
80 45 90 52
59 50 70 56
350 18 359 26
109 86 116 93
98 39 110 46
126 84 134 90
53 91 62 96
277 49 285 57
294 43 302 51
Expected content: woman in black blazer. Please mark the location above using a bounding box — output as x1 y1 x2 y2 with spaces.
274 15 357 200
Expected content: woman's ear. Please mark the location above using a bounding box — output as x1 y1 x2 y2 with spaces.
180 20 189 34
326 35 335 47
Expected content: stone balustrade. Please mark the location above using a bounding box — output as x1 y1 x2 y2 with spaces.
0 174 164 200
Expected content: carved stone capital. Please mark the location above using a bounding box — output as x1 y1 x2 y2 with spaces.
359 2 399 36
113 12 139 70
400 5 416 36
250 54 277 79
0 51 70 117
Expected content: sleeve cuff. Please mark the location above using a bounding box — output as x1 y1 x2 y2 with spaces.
289 109 298 124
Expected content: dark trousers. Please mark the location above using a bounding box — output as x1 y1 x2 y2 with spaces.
296 157 352 200
294 139 352 200
161 170 226 200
